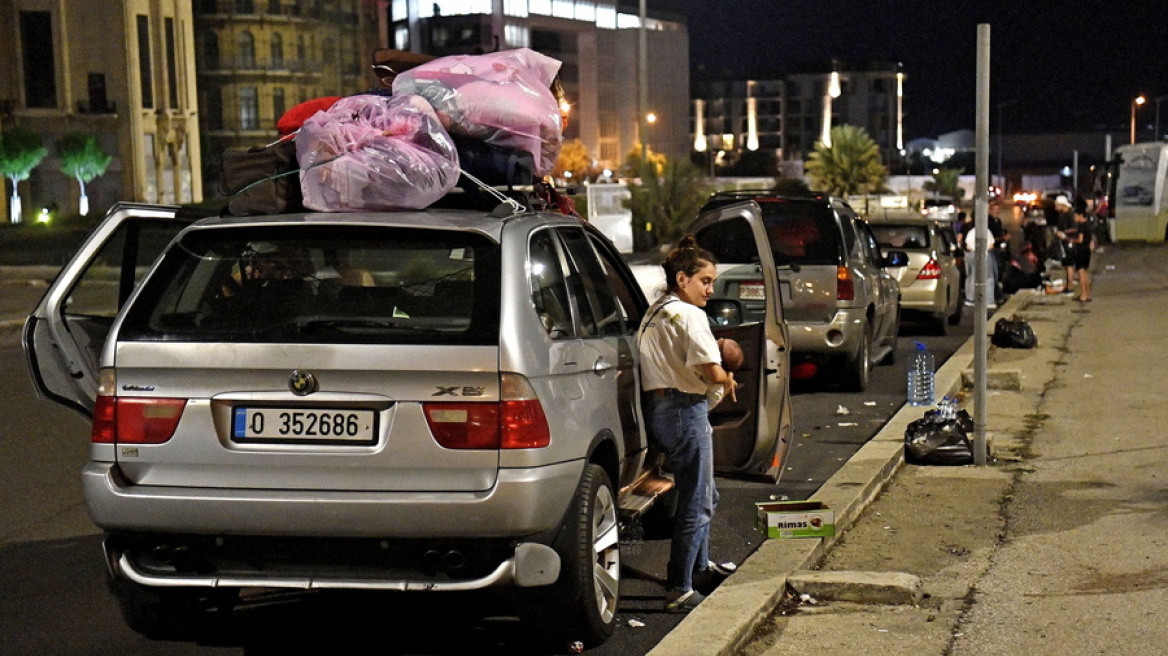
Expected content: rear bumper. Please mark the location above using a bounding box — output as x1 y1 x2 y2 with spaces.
83 459 583 538
786 308 866 359
897 280 947 314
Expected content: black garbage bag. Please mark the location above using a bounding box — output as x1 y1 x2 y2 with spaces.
904 408 975 465
992 315 1038 349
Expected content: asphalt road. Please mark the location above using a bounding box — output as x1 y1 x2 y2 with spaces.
0 286 973 655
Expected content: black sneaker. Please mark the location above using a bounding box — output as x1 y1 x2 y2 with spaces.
692 560 737 595
664 589 705 613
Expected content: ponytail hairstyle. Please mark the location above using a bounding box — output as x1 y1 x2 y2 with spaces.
662 235 716 292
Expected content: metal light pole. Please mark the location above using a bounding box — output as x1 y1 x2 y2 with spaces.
1155 95 1167 141
973 24 991 466
1130 93 1149 143
638 0 648 163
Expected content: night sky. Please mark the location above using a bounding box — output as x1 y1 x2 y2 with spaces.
663 0 1167 140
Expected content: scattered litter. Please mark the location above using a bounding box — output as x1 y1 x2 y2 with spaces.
1105 265 1116 271
627 619 645 628
1084 373 1093 378
863 401 877 406
838 422 859 427
769 494 789 501
799 593 818 605
568 640 585 654
835 404 850 415
883 525 893 530
878 629 890 633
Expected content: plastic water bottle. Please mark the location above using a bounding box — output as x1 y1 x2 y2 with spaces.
907 341 935 406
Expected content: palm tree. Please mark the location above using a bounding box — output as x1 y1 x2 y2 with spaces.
624 156 712 251
0 127 49 224
924 167 965 201
805 125 888 197
57 132 112 216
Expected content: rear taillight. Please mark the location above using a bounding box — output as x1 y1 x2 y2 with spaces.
916 258 942 280
91 369 185 444
836 266 855 301
423 373 551 450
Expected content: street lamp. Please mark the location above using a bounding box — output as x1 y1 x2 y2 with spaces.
1131 94 1146 144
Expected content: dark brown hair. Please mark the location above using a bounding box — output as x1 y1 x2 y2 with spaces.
662 235 715 292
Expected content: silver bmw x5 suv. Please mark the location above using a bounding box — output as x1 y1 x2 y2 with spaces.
26 201 792 647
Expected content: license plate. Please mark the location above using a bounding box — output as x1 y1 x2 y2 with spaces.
738 281 766 301
232 407 377 444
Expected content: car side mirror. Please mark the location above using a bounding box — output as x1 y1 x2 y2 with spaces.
883 250 909 267
705 299 744 327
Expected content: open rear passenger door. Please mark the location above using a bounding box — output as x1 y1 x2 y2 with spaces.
689 201 793 482
23 203 195 418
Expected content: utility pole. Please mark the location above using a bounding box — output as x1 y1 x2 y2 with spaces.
638 0 648 163
973 24 990 466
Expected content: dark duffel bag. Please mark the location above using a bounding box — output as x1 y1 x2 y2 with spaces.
453 135 535 188
992 315 1038 349
220 139 302 216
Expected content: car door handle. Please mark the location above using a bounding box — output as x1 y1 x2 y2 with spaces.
593 358 613 375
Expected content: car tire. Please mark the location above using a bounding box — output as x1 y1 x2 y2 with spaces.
521 463 620 648
840 328 871 393
110 575 235 641
948 297 963 325
932 312 948 336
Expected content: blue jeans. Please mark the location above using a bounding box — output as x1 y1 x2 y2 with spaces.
647 389 718 593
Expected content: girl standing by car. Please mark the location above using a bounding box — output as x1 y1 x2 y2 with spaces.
638 235 737 613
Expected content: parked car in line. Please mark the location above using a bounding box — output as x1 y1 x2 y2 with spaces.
865 217 963 334
24 200 792 648
690 192 904 392
921 195 958 221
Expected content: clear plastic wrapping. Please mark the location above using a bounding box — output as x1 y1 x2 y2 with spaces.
296 94 460 212
392 48 564 176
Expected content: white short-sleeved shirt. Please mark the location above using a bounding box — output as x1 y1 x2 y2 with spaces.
637 294 722 395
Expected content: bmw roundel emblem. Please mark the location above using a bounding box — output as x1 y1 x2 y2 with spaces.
289 370 317 396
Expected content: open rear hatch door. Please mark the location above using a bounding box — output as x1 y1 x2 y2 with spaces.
23 204 194 417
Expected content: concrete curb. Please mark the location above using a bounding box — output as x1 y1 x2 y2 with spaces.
647 292 1034 656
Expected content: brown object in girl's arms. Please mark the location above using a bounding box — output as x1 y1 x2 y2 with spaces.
718 338 744 371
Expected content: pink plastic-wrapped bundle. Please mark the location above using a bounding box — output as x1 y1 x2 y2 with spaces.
391 48 563 176
296 94 459 212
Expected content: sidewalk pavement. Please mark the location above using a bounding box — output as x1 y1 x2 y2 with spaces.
649 251 1122 654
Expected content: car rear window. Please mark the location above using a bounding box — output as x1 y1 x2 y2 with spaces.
119 225 501 345
756 200 842 266
869 224 930 250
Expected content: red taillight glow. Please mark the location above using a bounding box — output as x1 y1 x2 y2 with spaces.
91 396 186 444
917 258 942 280
836 266 855 301
423 374 552 450
424 399 552 450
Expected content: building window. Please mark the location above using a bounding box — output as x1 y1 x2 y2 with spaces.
271 33 284 68
87 73 110 113
196 0 218 12
203 31 220 69
137 15 154 109
235 0 255 13
297 35 306 61
19 11 57 109
239 87 259 129
238 31 256 69
273 87 286 123
268 0 282 14
165 18 179 109
204 88 224 129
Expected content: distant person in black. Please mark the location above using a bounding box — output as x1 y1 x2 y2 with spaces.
1053 195 1076 295
1058 205 1095 302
